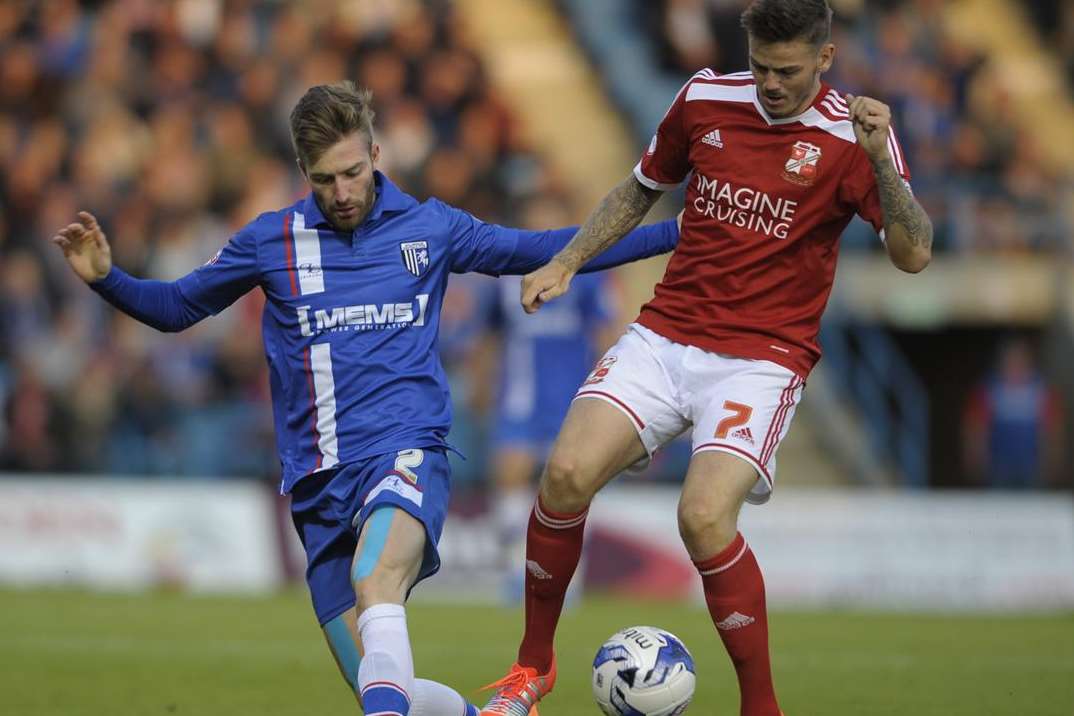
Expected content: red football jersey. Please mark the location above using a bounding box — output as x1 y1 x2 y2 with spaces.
634 69 910 378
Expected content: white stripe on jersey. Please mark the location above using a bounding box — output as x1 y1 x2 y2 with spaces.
503 336 536 420
825 90 849 110
887 126 906 175
686 82 756 104
820 99 849 118
795 108 857 143
310 343 339 469
715 70 754 81
292 212 326 296
633 162 683 191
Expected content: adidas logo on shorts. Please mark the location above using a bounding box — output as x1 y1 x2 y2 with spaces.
731 427 755 445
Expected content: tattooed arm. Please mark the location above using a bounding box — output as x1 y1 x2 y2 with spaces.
872 155 933 273
846 93 932 274
520 173 662 313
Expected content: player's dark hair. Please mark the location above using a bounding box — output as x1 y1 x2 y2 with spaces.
740 0 833 47
289 81 376 168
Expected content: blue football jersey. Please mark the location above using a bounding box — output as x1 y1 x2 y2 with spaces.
485 272 615 440
93 172 678 492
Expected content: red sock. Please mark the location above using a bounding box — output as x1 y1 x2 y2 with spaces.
694 533 780 716
516 496 588 672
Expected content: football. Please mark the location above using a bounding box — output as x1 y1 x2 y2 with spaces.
592 625 696 716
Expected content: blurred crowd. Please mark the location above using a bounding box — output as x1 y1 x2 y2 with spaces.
0 0 575 477
645 0 1073 254
1 1 1068 487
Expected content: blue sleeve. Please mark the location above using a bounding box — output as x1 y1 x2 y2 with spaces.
90 268 211 332
89 227 261 332
441 198 678 276
576 220 679 274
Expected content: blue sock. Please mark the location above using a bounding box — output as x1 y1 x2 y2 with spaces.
361 681 411 716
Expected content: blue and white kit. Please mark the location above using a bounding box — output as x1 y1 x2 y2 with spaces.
481 272 615 453
91 171 679 622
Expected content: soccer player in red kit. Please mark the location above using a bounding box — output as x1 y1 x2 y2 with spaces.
480 1 932 715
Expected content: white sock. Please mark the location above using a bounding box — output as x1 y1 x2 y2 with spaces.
411 678 474 716
494 487 536 540
357 603 414 715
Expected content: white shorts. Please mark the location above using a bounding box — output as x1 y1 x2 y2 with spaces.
573 323 805 504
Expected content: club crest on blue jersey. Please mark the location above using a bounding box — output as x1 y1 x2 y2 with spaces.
400 240 430 277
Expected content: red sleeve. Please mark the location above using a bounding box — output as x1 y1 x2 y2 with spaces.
633 74 698 191
841 124 912 236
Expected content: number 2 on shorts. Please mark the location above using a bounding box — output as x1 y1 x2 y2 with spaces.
393 449 424 483
714 401 753 439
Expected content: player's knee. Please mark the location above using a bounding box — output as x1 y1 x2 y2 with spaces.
352 575 380 610
541 450 599 510
352 571 404 610
677 500 737 552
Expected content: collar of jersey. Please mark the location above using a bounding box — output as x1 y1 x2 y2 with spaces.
301 171 418 231
750 81 832 126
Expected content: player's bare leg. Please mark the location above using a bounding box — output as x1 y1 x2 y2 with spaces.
320 506 478 716
539 396 649 513
481 397 648 716
679 451 781 716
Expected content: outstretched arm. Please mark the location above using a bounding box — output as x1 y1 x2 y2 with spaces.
520 174 662 313
89 268 212 332
444 198 677 277
51 212 246 332
846 94 932 273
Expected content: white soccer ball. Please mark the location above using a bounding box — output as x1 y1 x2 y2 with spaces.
592 625 696 716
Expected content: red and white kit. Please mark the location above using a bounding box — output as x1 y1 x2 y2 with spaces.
580 69 911 500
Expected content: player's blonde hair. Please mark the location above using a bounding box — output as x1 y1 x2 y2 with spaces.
289 81 376 168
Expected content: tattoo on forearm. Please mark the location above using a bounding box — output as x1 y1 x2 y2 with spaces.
874 158 932 250
556 175 662 270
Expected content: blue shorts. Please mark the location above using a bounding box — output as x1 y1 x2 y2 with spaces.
491 418 559 456
289 448 452 625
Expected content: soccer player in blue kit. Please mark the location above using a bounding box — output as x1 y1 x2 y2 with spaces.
480 269 619 601
50 81 679 715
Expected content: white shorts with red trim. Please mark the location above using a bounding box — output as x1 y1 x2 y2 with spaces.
573 323 805 505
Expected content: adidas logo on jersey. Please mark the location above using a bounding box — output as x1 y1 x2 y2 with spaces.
701 128 723 149
715 611 756 631
731 427 755 445
526 560 553 580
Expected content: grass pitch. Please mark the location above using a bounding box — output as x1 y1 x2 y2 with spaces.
2 588 1071 715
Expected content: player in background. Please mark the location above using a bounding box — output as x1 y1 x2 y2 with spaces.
480 196 623 602
962 336 1064 489
50 81 679 716
481 2 932 715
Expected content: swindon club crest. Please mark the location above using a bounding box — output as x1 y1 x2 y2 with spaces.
400 240 430 277
781 141 822 186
